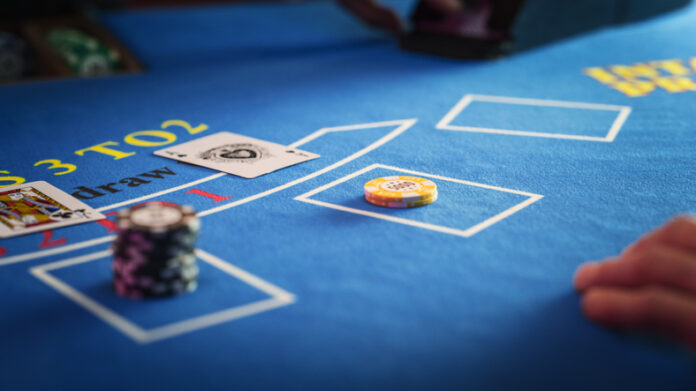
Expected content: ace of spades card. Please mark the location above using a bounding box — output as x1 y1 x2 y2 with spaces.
154 132 319 179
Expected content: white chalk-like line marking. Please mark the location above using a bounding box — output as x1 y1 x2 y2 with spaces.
2 119 417 267
0 235 116 267
466 94 629 111
30 248 295 344
436 94 474 130
437 126 612 142
96 172 227 212
144 297 292 344
463 195 544 237
195 249 294 302
198 120 415 217
295 163 543 238
606 106 632 142
30 250 150 343
436 94 632 142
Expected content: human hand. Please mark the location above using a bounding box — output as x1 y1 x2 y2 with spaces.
574 216 696 351
337 0 463 35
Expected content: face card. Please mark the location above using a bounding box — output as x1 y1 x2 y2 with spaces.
154 131 320 178
0 181 105 238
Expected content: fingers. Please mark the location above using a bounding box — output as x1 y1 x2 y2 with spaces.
575 215 696 351
623 215 696 257
581 286 696 351
337 0 404 35
574 244 696 293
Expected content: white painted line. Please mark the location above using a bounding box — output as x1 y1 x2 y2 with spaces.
197 119 416 217
296 163 539 200
435 94 474 130
144 297 291 344
438 126 610 142
299 198 479 237
605 107 633 142
436 94 631 142
30 250 150 344
295 164 543 239
31 248 295 344
35 249 112 270
195 249 295 302
291 164 378 200
96 172 227 212
376 164 541 197
98 119 414 213
2 119 417 267
0 235 116 267
468 94 629 111
462 194 544 237
288 119 412 148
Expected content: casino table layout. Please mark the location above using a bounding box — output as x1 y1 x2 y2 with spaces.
1 1 696 390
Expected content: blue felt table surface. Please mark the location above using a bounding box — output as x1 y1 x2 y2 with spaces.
1 1 695 390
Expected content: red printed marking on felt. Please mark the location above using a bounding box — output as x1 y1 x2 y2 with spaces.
0 247 6 257
97 211 119 233
185 189 233 203
39 230 67 249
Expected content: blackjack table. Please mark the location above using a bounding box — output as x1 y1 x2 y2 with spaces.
1 1 695 389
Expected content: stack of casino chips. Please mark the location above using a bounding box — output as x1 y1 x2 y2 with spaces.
112 202 200 299
364 176 438 208
0 32 33 81
46 27 121 76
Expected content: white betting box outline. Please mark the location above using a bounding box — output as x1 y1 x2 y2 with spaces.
0 119 417 267
295 164 543 238
30 248 295 344
436 94 632 142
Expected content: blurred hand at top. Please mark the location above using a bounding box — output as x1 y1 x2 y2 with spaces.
337 0 464 35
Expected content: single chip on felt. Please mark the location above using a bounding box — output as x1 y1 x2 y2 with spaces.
363 175 439 208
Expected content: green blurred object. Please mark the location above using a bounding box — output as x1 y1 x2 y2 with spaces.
46 27 121 76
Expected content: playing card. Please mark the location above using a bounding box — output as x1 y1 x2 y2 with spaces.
154 131 320 178
0 181 105 238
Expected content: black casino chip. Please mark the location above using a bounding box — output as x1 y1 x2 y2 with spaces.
112 202 200 300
